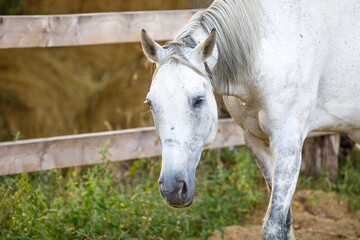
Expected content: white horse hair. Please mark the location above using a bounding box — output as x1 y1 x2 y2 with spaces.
175 0 261 92
141 0 360 239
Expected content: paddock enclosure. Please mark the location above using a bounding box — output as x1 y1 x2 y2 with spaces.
0 1 338 177
1 1 358 240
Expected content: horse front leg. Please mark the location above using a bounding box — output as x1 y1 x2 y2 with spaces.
245 132 296 240
262 138 302 239
244 132 273 192
260 114 307 240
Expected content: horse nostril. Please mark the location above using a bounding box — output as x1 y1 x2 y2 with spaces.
178 180 188 200
182 181 188 197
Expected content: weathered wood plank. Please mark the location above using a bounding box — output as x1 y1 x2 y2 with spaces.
0 119 243 175
0 118 333 176
0 10 199 49
302 134 340 182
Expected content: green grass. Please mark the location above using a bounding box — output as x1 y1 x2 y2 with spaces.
0 0 23 15
297 147 360 212
0 146 266 239
1 143 359 239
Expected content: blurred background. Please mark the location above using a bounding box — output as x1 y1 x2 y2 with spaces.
0 0 213 142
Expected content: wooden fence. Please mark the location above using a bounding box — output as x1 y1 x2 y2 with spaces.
0 10 334 176
0 119 247 176
0 118 330 176
0 10 198 48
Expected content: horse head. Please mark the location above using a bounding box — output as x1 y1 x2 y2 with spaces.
141 29 218 208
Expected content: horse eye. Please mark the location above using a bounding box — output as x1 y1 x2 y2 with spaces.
194 97 204 108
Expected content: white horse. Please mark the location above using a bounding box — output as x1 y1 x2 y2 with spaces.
141 0 360 239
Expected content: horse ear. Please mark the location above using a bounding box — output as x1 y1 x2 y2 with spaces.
195 29 216 62
141 29 164 63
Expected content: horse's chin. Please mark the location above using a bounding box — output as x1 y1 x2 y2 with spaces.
161 191 194 208
168 199 193 208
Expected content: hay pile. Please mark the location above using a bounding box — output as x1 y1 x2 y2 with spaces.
0 0 196 141
0 43 153 140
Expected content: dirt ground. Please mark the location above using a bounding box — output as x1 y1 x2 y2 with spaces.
210 190 360 240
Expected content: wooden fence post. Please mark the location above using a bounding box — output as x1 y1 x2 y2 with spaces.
302 134 340 182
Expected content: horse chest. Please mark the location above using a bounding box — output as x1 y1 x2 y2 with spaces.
222 96 268 142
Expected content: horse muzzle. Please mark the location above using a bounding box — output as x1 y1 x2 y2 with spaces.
158 175 194 208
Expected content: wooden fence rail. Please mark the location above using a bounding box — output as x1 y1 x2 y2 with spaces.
0 10 199 48
0 118 331 176
0 119 243 176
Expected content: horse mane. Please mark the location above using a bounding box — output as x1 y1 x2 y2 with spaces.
175 0 261 92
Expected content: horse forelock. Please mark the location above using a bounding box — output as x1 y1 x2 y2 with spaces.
150 42 188 79
151 42 212 82
175 0 262 92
